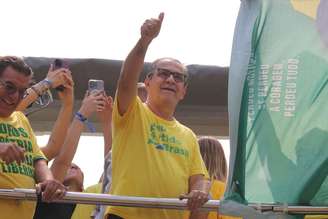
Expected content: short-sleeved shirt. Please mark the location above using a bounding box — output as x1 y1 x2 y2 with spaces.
209 181 242 219
71 183 103 219
106 96 208 219
0 111 46 219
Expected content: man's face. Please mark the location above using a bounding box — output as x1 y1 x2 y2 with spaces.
0 66 31 117
146 59 187 105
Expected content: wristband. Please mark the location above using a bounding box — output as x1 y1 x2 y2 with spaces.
75 111 87 122
43 78 53 88
31 79 52 96
75 112 96 132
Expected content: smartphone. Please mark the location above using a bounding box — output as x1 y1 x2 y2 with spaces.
52 59 68 91
88 79 104 94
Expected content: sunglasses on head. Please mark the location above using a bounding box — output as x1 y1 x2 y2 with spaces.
154 68 187 83
0 79 27 98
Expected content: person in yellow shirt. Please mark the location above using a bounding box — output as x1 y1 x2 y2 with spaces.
0 56 66 219
184 137 240 219
71 182 103 219
70 84 148 219
105 13 210 219
17 60 74 162
33 91 111 219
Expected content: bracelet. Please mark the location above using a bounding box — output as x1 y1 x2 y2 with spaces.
75 111 87 122
43 78 53 88
75 112 96 132
31 79 52 96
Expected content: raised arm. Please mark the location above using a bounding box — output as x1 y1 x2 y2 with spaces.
16 65 72 111
50 92 106 182
41 75 74 160
97 95 113 156
117 12 164 115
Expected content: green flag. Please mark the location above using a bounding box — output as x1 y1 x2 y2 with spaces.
224 0 328 218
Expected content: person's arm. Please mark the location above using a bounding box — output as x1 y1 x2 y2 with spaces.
50 117 84 182
97 95 113 156
189 208 209 219
103 122 112 157
189 175 210 219
34 159 66 202
189 211 208 219
16 66 73 111
41 79 74 160
180 174 210 218
117 13 164 116
50 92 106 182
17 87 39 111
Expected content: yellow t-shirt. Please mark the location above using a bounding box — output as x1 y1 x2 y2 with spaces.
106 97 208 219
71 183 103 219
208 180 240 219
305 216 328 219
0 111 45 219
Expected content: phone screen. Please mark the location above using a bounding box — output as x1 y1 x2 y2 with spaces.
52 59 69 91
88 79 104 94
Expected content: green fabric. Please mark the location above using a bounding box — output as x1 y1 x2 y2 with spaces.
226 0 328 217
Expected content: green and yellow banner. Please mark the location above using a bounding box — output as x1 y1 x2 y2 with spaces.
224 0 328 218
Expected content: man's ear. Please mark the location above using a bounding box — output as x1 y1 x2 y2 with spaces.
179 85 187 100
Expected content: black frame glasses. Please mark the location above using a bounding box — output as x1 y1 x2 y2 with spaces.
155 68 187 83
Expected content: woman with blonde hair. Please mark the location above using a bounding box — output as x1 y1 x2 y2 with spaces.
197 136 238 219
198 137 227 183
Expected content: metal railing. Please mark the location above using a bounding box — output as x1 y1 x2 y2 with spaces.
0 188 219 212
0 189 327 215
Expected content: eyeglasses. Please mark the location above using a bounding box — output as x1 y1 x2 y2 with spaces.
0 79 27 98
155 68 187 83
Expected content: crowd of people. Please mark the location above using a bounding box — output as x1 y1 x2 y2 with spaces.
0 13 233 219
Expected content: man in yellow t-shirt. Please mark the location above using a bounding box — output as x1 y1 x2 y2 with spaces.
105 13 210 219
0 56 66 219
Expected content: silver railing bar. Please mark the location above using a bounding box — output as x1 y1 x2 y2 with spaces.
0 189 327 214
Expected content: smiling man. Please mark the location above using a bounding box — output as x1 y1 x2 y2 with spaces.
105 13 210 219
0 56 66 219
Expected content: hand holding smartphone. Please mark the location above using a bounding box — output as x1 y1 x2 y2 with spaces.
88 79 104 94
53 59 69 91
85 79 106 115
